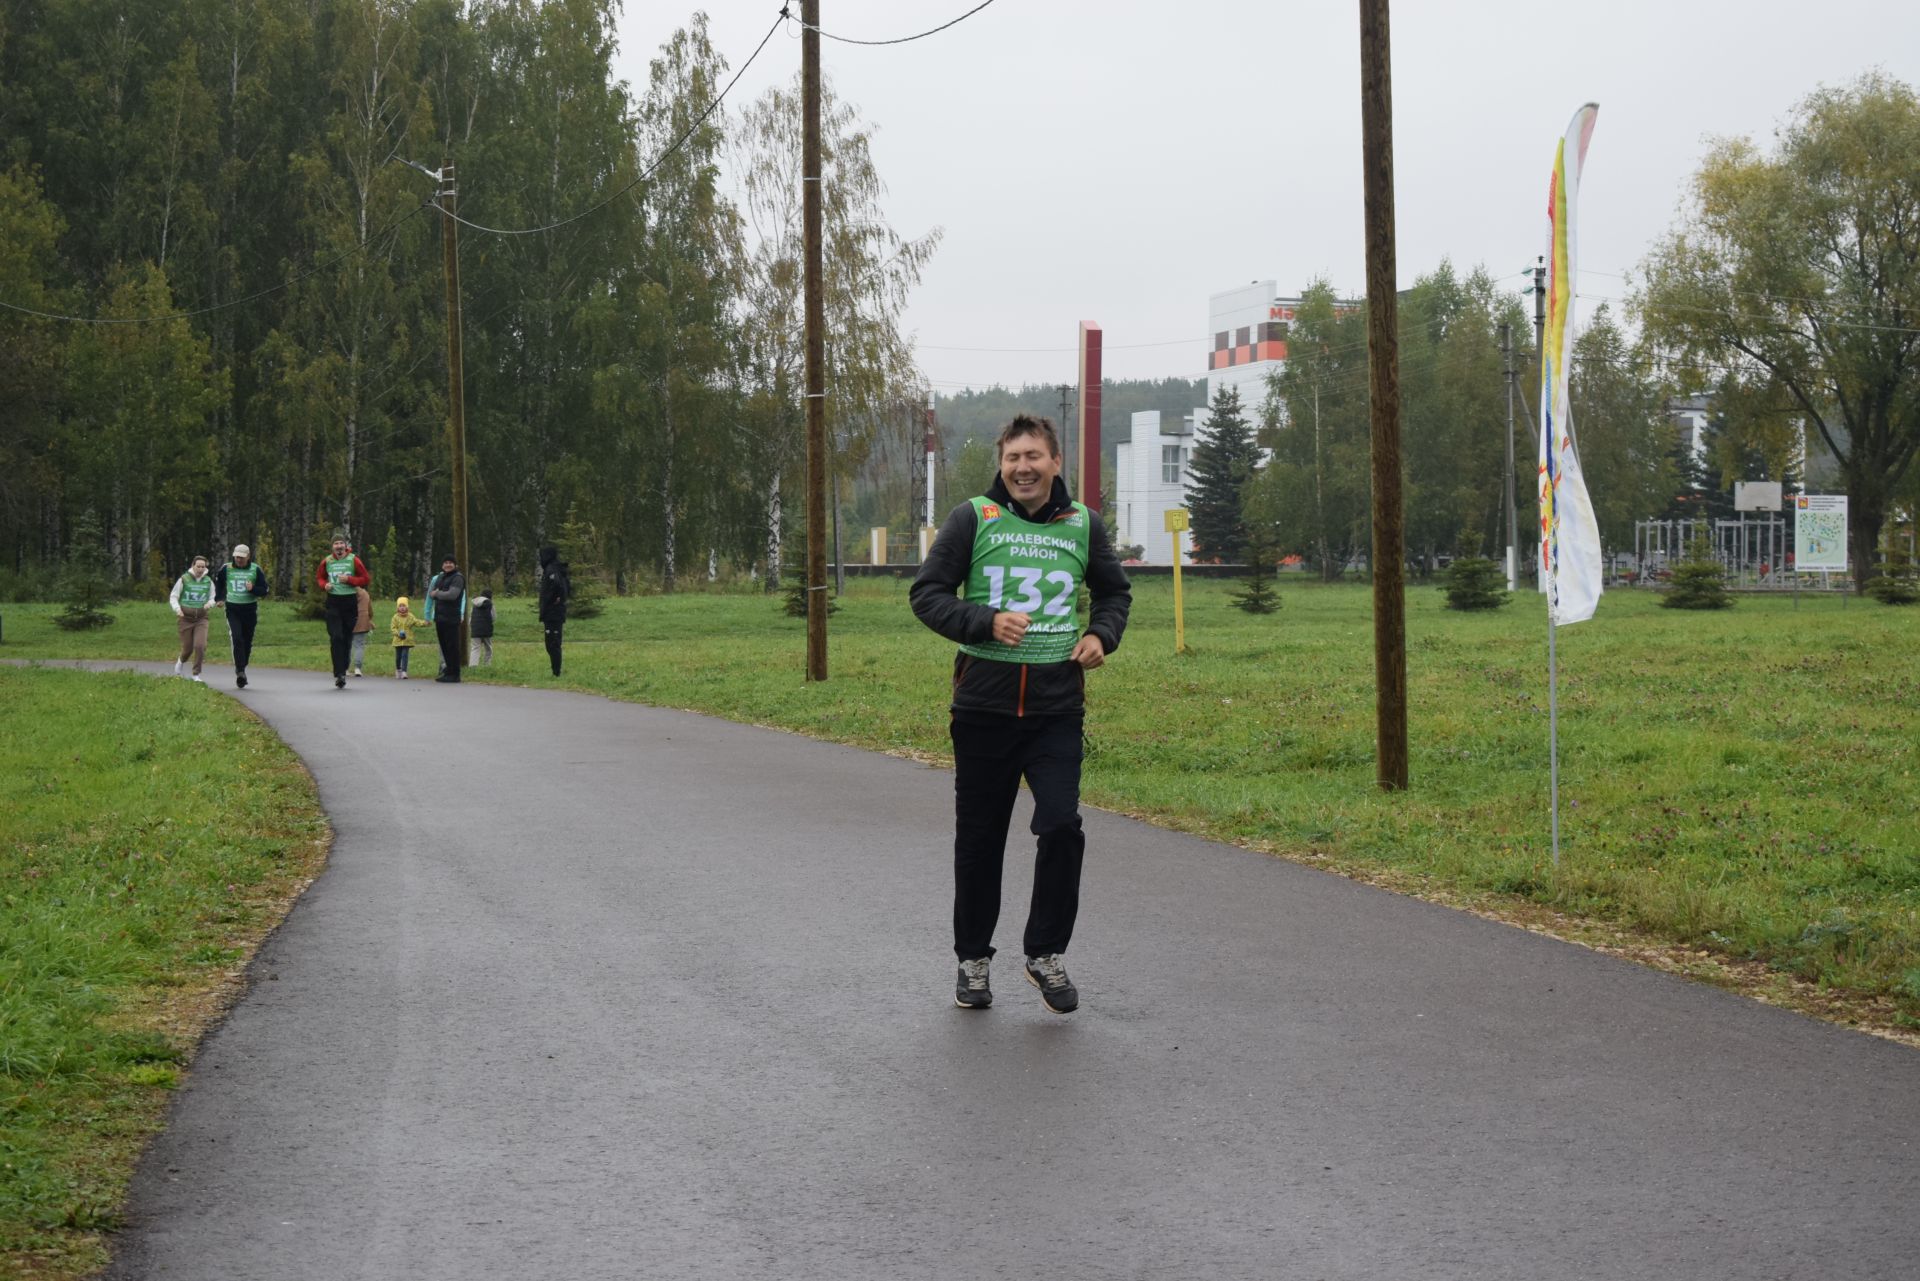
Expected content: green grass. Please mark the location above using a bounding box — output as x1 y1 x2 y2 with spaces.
6 579 1917 1028
0 668 326 1280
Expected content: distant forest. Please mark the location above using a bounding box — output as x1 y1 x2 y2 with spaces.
934 378 1207 451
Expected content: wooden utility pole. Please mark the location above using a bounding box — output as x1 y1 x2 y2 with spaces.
802 0 828 680
440 162 470 669
1358 0 1408 790
1502 321 1518 591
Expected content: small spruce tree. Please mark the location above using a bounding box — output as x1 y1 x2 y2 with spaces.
296 521 341 620
1865 547 1919 605
1443 557 1511 611
782 562 838 619
1660 556 1733 609
1230 537 1282 614
555 505 605 619
55 508 116 631
1186 385 1260 564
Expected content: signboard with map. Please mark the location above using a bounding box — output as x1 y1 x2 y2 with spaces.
1793 495 1848 571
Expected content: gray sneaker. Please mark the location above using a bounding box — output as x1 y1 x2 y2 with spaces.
954 957 992 1009
1024 953 1078 1014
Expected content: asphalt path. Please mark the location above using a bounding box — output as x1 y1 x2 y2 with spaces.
63 661 1918 1279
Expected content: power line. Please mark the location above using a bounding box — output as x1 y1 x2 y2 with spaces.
446 11 784 238
0 203 431 326
803 0 998 46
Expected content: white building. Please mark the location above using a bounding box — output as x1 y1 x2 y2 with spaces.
1116 281 1335 562
1114 409 1201 564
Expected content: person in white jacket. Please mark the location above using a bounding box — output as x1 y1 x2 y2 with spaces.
169 555 215 681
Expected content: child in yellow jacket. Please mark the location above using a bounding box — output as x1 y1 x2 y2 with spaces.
390 596 421 679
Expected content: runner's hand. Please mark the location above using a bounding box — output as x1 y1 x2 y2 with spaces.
1072 634 1107 670
992 612 1030 645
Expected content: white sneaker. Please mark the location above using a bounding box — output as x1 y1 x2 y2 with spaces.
191 675 204 683
174 661 183 676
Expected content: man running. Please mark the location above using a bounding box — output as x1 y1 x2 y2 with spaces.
213 543 269 688
909 414 1131 1014
314 535 370 689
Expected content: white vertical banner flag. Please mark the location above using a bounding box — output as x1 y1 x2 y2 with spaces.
1538 103 1603 626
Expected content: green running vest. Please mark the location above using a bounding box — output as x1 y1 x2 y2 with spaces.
224 564 260 605
178 574 213 609
957 496 1091 665
324 555 357 595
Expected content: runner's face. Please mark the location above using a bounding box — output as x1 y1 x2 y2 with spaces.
999 433 1061 508
332 541 347 557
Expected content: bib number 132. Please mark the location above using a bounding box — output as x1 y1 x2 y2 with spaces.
984 566 1076 616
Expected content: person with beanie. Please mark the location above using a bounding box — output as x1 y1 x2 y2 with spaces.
212 543 269 688
536 546 570 677
314 534 370 689
390 596 420 678
468 588 495 667
350 584 373 676
169 555 216 682
427 554 466 683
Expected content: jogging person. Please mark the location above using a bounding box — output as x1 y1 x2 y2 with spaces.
909 414 1131 1013
314 535 370 689
169 555 216 682
428 555 466 683
212 544 269 688
536 546 570 676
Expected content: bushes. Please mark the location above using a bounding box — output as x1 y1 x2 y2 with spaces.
1443 557 1510 611
1865 549 1918 605
1660 557 1732 610
54 510 115 631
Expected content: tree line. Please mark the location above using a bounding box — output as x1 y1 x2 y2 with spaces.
0 1 933 600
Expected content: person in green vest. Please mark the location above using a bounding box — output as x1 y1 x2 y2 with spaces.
313 534 371 689
213 543 269 689
169 555 217 682
909 414 1132 1014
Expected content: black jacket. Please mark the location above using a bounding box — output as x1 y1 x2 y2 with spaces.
537 547 570 624
469 597 494 639
212 562 269 603
910 474 1131 718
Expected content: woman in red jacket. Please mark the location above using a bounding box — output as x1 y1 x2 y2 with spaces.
314 535 371 689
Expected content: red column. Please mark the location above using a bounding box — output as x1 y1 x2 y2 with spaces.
1078 321 1102 511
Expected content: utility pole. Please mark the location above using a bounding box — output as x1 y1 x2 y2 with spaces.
802 0 828 680
1358 0 1408 792
1501 321 1518 591
1057 383 1073 489
439 163 470 670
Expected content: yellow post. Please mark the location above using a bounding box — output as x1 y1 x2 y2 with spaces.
1164 507 1190 653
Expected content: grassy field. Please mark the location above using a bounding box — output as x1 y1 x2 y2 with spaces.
0 667 327 1280
6 577 1917 1036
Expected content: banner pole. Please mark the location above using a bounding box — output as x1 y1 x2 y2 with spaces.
1548 605 1561 867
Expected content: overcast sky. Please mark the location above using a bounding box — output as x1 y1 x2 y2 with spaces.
610 1 1920 391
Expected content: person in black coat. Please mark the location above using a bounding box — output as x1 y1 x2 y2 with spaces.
536 546 570 676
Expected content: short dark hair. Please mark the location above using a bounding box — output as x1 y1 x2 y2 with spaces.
995 414 1060 458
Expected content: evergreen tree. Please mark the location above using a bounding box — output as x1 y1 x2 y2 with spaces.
55 510 116 631
1187 385 1259 563
1865 547 1919 605
782 562 838 619
1230 537 1282 614
555 505 605 619
1443 557 1511 611
1660 557 1733 609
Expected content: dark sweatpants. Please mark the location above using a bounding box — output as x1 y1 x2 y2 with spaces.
226 602 258 672
435 618 462 680
950 712 1086 962
324 594 357 679
543 621 564 675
